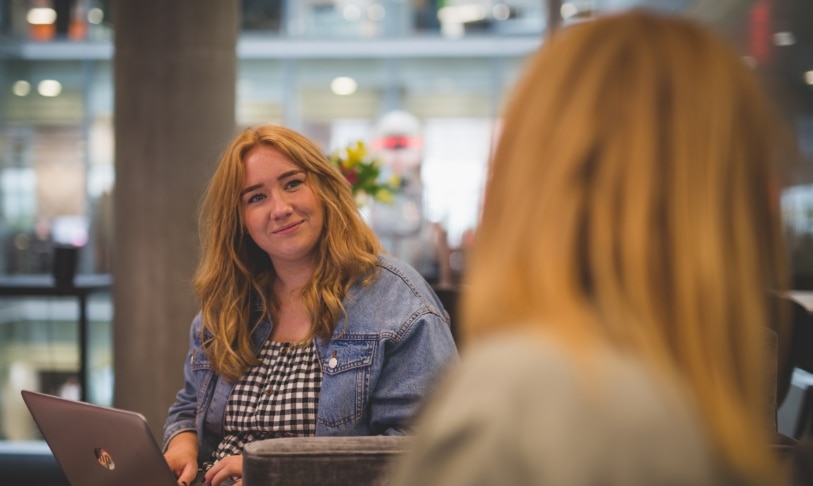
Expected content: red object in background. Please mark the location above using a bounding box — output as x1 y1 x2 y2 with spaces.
371 135 423 151
68 4 87 41
29 23 55 41
341 167 358 186
749 0 773 66
69 18 87 40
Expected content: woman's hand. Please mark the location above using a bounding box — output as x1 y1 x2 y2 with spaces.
164 431 200 486
205 454 243 486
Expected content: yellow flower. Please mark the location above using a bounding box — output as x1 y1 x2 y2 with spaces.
330 140 399 207
376 189 394 204
388 173 401 188
344 141 366 168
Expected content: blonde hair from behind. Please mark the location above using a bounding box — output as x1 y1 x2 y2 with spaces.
195 125 381 382
463 10 789 483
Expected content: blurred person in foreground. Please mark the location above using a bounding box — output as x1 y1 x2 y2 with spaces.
392 10 794 486
162 125 458 486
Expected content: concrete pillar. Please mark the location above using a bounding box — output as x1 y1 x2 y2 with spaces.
113 0 237 439
547 0 561 38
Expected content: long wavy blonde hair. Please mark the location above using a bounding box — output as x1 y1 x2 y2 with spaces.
462 11 792 483
195 125 381 381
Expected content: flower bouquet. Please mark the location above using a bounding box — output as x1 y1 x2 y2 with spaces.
330 141 399 205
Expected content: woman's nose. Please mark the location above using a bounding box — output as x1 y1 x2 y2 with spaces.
269 192 293 220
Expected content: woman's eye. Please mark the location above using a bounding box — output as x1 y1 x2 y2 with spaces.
285 179 304 190
246 193 265 204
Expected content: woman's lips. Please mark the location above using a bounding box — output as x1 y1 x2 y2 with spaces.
273 220 303 235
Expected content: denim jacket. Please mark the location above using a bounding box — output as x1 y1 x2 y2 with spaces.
162 255 459 463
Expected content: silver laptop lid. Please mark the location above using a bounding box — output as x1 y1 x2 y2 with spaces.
21 390 179 486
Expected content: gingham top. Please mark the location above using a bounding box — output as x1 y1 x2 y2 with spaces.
212 339 322 461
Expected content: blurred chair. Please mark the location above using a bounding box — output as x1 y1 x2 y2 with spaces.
794 386 813 439
242 436 411 486
773 295 813 408
776 293 813 442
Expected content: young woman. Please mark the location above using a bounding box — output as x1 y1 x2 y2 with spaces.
163 125 458 486
393 10 791 486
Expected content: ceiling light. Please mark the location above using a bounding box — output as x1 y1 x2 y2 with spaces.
493 4 510 21
438 5 486 24
38 80 62 97
331 77 357 96
12 80 31 97
87 8 104 24
560 3 579 20
27 8 56 25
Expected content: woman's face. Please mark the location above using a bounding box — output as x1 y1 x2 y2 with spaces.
241 144 324 270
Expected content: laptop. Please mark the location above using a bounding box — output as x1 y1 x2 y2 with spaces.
21 390 207 486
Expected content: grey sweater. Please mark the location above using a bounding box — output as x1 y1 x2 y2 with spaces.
392 331 746 486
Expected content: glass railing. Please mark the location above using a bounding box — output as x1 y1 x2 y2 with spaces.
0 291 112 442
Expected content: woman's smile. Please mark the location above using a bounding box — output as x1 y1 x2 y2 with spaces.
273 220 304 235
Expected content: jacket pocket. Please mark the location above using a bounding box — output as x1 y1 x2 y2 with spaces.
317 338 377 429
189 345 212 370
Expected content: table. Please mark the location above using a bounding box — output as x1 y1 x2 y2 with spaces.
783 291 813 438
0 274 113 402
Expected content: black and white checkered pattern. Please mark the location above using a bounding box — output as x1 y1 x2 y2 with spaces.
212 340 322 461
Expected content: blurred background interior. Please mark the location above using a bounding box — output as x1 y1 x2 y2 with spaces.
0 0 812 449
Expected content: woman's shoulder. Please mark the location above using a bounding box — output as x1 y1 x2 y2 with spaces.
451 332 702 433
349 254 438 305
406 330 729 485
188 311 205 337
339 255 447 335
375 254 430 286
